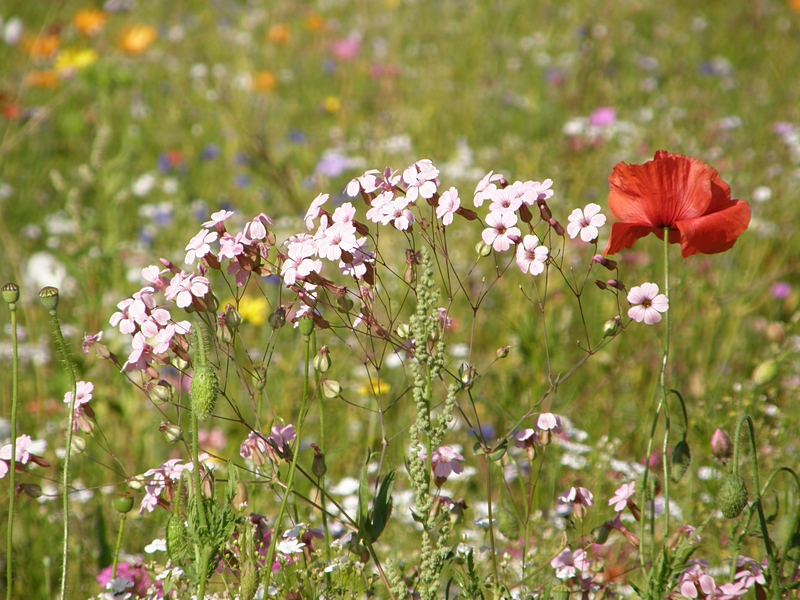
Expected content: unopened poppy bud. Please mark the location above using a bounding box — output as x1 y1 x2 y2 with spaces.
38 286 60 313
603 316 621 338
496 346 510 359
239 563 258 600
225 304 243 331
298 317 314 337
670 440 691 483
607 279 626 291
718 474 748 519
2 282 19 304
166 515 188 564
114 492 135 514
549 218 565 237
191 364 219 422
595 279 608 290
313 346 331 373
159 422 183 443
321 379 341 399
396 323 412 339
149 380 174 405
592 254 617 270
475 241 492 257
711 429 733 462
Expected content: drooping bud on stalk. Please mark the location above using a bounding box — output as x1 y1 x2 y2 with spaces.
670 440 691 483
718 474 748 519
313 346 331 373
595 280 608 290
537 200 552 221
592 254 617 271
496 346 510 359
2 282 20 305
148 380 174 405
311 443 327 478
225 304 243 331
496 508 520 540
38 286 60 313
549 218 565 237
337 295 354 313
321 379 341 399
607 279 626 291
159 422 183 443
711 429 733 463
190 327 219 422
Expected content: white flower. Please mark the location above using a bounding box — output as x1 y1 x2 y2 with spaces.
627 282 669 325
276 537 306 555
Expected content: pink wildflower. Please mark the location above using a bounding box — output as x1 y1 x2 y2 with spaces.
402 159 439 203
304 193 329 230
431 446 465 479
474 171 505 207
436 187 461 226
608 481 636 512
184 229 218 265
627 282 669 325
567 203 607 242
481 210 520 252
516 234 548 275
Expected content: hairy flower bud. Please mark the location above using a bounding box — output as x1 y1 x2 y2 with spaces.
239 563 258 600
191 364 219 422
497 508 520 540
752 359 779 386
718 474 748 519
710 429 733 462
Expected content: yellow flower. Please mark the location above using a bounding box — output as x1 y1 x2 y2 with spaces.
323 96 341 113
253 71 278 92
304 13 325 32
267 23 290 45
73 9 107 36
119 25 158 55
358 378 391 397
235 296 268 326
55 48 98 74
25 70 59 89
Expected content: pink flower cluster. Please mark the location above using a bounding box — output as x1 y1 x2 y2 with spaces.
64 380 95 432
139 457 205 514
240 424 297 466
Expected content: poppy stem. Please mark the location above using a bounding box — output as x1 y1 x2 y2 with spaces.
660 229 671 541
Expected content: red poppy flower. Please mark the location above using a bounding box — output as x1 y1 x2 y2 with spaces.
603 151 751 258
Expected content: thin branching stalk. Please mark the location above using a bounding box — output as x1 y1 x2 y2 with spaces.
112 514 127 580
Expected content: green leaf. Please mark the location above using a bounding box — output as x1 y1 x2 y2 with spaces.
370 470 395 542
226 460 239 502
356 451 372 541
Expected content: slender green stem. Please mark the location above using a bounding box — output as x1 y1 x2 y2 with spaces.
485 457 500 587
313 332 332 561
49 310 77 600
191 408 208 532
759 467 800 572
6 301 18 600
112 514 126 579
735 415 781 599
264 332 312 591
659 228 671 542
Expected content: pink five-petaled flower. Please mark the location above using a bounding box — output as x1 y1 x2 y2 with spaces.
240 431 269 466
516 235 549 275
550 548 589 580
316 222 358 261
64 381 93 408
627 282 669 325
402 159 439 203
679 563 716 599
608 481 636 512
281 242 321 286
304 193 329 231
266 424 297 462
431 446 465 480
567 203 607 242
345 169 380 197
184 229 218 265
482 210 520 252
488 186 523 213
0 435 33 478
202 209 234 228
218 231 250 261
558 487 594 519
436 187 461 226
164 272 210 309
734 557 766 589
474 171 505 207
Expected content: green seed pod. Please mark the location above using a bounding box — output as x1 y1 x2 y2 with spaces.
718 474 748 519
671 440 691 483
268 306 286 329
313 346 331 373
166 515 188 564
38 286 60 312
603 317 621 338
475 241 492 257
336 295 354 313
191 364 219 422
2 282 20 304
551 584 571 600
497 508 520 540
239 563 259 600
298 317 314 337
113 492 135 514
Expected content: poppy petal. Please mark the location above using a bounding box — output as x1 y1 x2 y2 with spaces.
673 200 751 257
603 222 663 255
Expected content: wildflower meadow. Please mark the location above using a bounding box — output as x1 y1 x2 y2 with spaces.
2 1 800 599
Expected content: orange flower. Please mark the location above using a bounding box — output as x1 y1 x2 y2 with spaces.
25 70 59 89
26 35 61 59
603 151 751 258
304 13 325 32
253 71 278 92
791 0 800 12
119 25 158 55
73 9 107 36
267 23 290 45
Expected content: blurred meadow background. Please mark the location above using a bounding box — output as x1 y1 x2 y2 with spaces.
1 0 800 597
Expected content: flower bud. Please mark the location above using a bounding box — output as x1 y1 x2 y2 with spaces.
239 563 258 600
475 241 492 257
216 317 233 345
595 279 608 290
71 436 86 454
396 323 412 339
592 521 613 545
2 282 20 305
268 306 286 329
311 443 327 478
458 363 477 389
496 346 510 359
549 218 565 237
313 346 331 373
670 440 691 483
537 200 552 221
603 316 621 338
38 286 60 313
337 295 354 313
298 317 314 337
191 364 219 422
607 279 626 291
148 380 174 405
225 304 244 331
718 474 748 519
172 356 189 370
114 492 135 514
159 422 183 443
166 515 188 564
710 429 733 463
252 364 267 391
592 254 617 271
128 475 145 492
204 291 219 313
321 379 341 399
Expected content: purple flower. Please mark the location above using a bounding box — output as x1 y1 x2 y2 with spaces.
771 281 791 300
588 107 616 127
